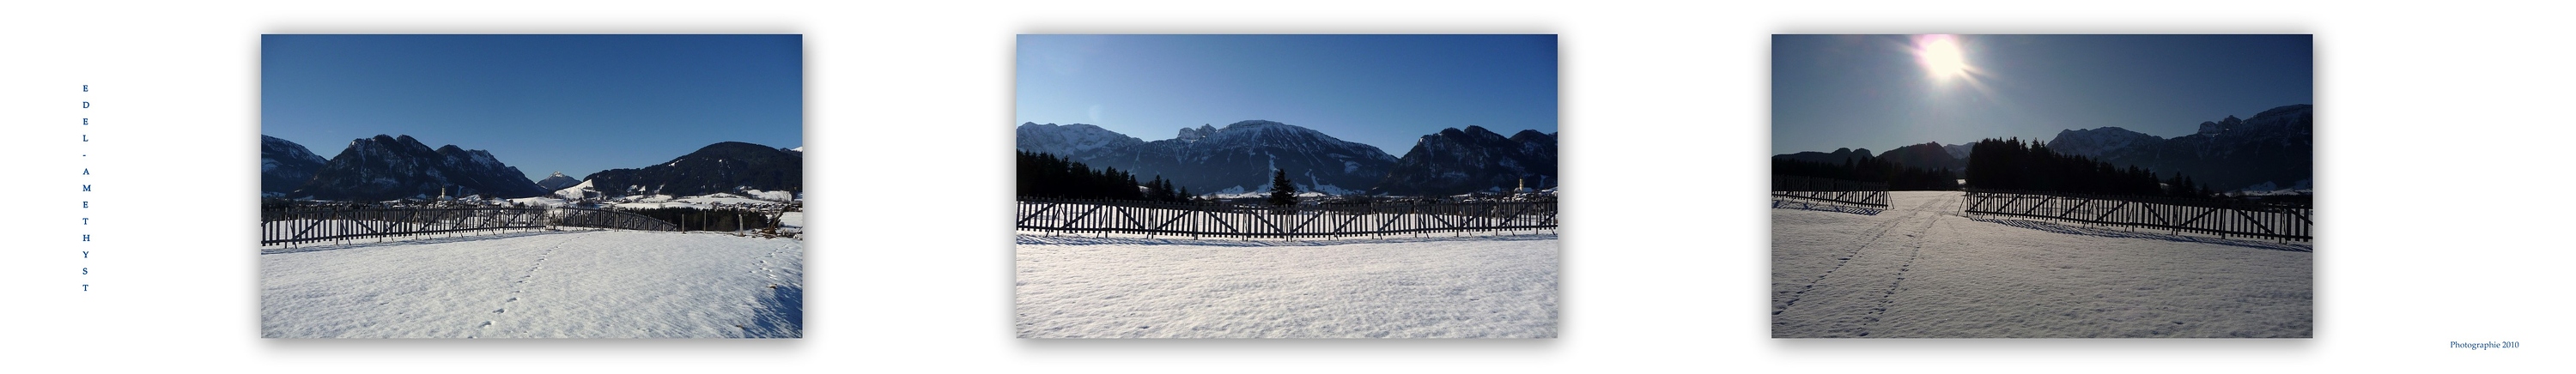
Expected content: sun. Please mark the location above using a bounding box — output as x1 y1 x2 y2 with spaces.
1916 34 1970 81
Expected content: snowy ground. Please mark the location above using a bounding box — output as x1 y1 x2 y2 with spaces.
1016 232 1558 338
263 230 802 338
1773 191 2311 338
775 211 805 236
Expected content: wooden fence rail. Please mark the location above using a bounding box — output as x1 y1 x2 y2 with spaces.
1771 175 1891 208
1961 190 2312 242
260 207 678 246
1015 198 1558 238
552 208 684 232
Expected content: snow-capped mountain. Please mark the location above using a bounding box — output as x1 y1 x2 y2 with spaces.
1942 143 1975 160
1033 120 1400 195
260 136 328 195
2095 104 2313 192
2044 127 2163 158
1374 126 1558 196
291 135 548 202
580 142 803 198
1015 123 1145 158
535 172 583 191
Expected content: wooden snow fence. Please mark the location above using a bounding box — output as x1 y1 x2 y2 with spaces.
1962 189 2312 242
550 207 685 232
1771 175 1891 208
260 206 677 246
1015 198 1558 238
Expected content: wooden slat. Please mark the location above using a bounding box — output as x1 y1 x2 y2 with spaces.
1961 190 2311 242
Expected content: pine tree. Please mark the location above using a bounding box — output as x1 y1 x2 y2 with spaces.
1267 169 1299 207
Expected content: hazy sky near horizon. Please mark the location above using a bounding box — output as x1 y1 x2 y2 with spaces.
263 34 802 183
1017 34 1558 154
1773 34 2311 154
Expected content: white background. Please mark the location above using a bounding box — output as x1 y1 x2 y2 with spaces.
0 0 2560 372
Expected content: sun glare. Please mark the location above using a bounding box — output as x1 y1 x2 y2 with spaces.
1917 34 1970 81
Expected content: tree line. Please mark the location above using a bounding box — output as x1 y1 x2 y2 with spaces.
1964 137 2211 197
1017 151 1193 202
1771 155 1958 190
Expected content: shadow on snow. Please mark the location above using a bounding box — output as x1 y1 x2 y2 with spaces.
741 283 802 338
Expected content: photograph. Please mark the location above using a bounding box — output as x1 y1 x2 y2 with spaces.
258 34 805 338
1013 34 1559 338
1770 34 2312 338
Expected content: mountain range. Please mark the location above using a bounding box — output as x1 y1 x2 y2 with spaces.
1375 126 1558 196
575 142 803 198
1772 104 2313 192
1018 120 1557 196
2088 105 2313 192
262 135 802 202
278 135 550 202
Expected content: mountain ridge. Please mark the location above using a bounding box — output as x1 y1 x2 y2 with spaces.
289 135 548 201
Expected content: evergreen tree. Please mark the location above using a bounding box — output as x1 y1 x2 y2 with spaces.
1017 150 1161 201
1267 169 1299 207
1959 137 2210 197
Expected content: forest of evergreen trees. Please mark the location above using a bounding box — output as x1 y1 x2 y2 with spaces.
1964 137 2211 197
1016 151 1193 202
1771 155 1959 190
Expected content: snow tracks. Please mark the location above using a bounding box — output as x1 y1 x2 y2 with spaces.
1771 194 1954 337
1772 191 2312 338
263 231 805 338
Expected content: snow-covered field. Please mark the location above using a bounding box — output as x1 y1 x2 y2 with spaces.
1773 191 2311 338
263 230 802 338
1016 232 1558 338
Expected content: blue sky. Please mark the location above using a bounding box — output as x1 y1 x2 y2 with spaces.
1773 34 2311 154
263 34 802 183
1017 34 1558 154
